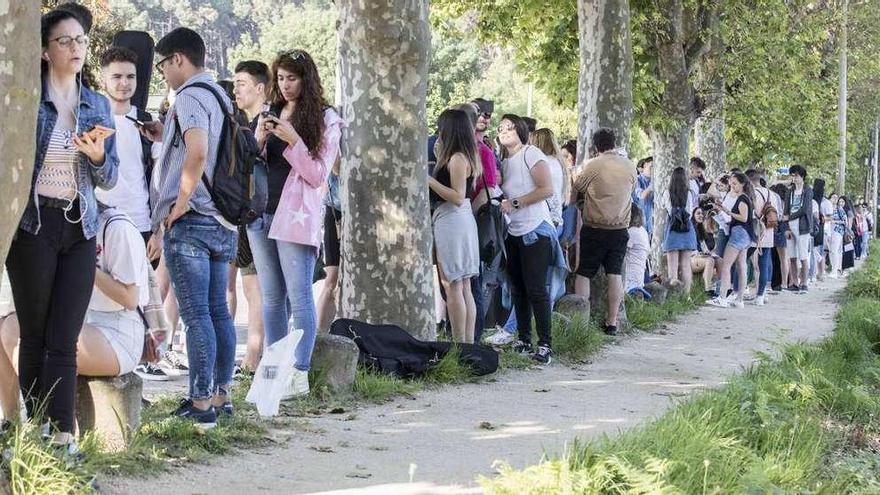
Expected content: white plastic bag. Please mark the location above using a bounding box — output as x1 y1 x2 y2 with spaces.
246 329 303 417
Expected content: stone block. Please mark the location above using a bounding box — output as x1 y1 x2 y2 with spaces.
75 373 142 452
554 294 591 320
645 281 669 304
312 334 359 394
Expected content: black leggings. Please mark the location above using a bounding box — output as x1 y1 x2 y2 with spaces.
505 233 552 347
5 207 96 433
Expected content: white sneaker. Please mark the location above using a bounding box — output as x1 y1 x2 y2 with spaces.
754 295 765 306
484 327 515 346
706 297 730 308
732 299 745 309
159 351 189 377
282 369 310 400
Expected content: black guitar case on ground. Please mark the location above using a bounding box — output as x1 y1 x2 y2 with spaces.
112 31 154 111
330 318 499 378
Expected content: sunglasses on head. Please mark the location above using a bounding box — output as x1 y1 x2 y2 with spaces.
278 49 305 60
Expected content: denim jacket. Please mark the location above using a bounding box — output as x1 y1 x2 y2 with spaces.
18 80 119 239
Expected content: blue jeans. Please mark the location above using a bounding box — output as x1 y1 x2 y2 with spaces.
163 213 237 400
757 247 773 296
247 213 318 371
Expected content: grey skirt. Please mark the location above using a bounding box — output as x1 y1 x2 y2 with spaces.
432 201 480 283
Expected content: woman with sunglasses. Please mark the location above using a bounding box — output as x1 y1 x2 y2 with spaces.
248 49 342 398
496 114 558 364
5 8 118 450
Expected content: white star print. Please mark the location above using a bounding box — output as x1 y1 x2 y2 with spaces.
290 207 310 226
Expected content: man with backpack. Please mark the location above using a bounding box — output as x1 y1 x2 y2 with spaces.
141 28 237 429
782 164 814 293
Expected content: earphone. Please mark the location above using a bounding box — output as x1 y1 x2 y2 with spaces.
44 49 86 225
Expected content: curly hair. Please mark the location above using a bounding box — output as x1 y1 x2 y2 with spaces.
270 50 328 158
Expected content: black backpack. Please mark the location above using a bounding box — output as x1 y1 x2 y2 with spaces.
330 318 499 378
669 206 690 233
174 82 261 226
474 185 507 284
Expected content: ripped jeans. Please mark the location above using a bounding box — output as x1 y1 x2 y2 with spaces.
164 212 238 400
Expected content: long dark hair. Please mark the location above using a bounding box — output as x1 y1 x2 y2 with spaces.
732 171 755 204
693 206 715 251
669 167 688 208
270 50 328 158
813 178 826 202
435 109 482 179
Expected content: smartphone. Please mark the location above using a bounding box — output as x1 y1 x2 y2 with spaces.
81 124 115 141
261 110 278 129
124 114 146 128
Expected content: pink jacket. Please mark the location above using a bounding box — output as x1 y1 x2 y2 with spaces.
269 108 343 248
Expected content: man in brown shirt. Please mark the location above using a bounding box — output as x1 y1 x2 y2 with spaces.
572 128 637 335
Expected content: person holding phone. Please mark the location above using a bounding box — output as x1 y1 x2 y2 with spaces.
5 8 118 451
247 49 343 399
97 47 161 251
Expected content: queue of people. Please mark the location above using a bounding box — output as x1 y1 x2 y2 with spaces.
0 5 874 454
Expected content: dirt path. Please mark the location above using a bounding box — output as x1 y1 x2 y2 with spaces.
104 277 844 495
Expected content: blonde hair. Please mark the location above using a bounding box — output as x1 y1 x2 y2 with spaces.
532 128 571 205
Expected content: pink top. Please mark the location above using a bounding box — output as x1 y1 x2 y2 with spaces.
471 140 498 200
268 108 343 248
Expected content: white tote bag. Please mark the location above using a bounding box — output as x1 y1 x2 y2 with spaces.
246 329 303 417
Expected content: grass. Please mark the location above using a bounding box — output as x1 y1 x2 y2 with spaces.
0 266 718 492
481 242 880 494
626 284 707 331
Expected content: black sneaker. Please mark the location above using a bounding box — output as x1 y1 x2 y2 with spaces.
215 401 234 417
512 340 532 355
532 346 553 364
786 285 800 292
135 363 171 381
604 325 619 336
705 290 717 298
798 285 809 294
172 399 217 429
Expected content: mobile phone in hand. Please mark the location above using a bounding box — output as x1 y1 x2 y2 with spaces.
261 110 278 129
124 114 146 128
81 124 115 141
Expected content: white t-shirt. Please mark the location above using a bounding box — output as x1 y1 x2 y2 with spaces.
545 155 564 227
715 192 738 235
95 108 159 232
91 209 150 314
625 226 650 291
501 145 553 236
820 198 833 219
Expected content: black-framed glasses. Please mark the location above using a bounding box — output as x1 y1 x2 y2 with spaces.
154 54 174 72
278 49 305 61
50 35 89 47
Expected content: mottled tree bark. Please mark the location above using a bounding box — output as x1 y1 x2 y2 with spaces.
337 0 435 340
576 0 634 326
0 2 40 279
577 0 633 156
694 78 725 179
647 0 719 273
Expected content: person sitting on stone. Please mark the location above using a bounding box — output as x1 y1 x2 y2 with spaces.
0 204 148 425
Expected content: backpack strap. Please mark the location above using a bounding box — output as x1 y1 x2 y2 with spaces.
172 81 233 193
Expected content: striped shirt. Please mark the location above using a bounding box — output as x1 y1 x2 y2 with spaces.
35 127 78 200
150 72 233 232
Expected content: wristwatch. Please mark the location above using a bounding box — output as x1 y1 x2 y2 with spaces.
512 198 521 209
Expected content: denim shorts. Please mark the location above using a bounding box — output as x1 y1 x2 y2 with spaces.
728 225 751 251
